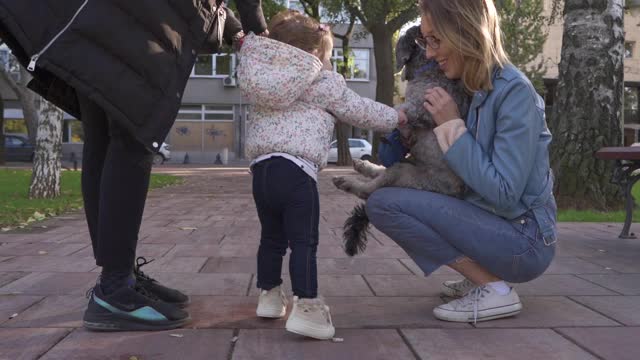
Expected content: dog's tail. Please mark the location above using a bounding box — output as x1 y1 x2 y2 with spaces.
343 204 371 256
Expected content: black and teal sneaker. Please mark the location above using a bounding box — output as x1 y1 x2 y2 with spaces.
83 282 190 331
134 257 190 307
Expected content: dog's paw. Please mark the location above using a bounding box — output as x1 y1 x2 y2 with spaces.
352 159 364 172
332 176 347 188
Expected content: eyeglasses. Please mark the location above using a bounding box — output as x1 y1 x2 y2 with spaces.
415 35 441 50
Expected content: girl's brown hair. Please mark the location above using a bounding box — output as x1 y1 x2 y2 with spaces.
420 0 510 92
268 10 333 61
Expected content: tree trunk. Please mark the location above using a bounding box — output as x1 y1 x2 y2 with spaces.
0 94 5 165
19 68 39 145
549 0 625 209
369 26 395 163
336 23 355 166
29 98 64 199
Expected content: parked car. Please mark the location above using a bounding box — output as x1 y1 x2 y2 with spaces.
327 138 372 163
3 134 34 162
153 142 171 165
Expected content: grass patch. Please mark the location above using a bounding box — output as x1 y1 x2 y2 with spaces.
0 169 182 228
557 182 640 222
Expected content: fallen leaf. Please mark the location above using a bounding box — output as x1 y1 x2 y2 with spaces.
169 334 184 338
179 227 197 231
33 211 46 221
231 336 239 343
598 249 606 253
331 337 344 343
38 251 48 255
1 227 11 232
129 356 139 360
9 313 18 319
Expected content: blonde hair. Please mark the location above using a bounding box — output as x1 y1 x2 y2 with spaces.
268 10 333 62
420 0 510 92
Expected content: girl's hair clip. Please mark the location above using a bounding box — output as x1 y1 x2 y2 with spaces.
318 24 330 33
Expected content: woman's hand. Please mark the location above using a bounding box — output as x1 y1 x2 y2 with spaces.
424 87 461 126
397 109 408 127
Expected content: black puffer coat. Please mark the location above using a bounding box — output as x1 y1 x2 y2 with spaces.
0 0 266 151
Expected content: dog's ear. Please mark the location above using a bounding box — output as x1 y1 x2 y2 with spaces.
396 26 420 72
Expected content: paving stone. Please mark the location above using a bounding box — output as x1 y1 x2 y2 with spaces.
0 273 97 296
0 243 87 257
200 257 256 274
248 275 373 297
401 328 597 360
328 296 469 329
40 329 232 360
165 244 224 257
0 272 28 287
577 274 640 295
0 256 96 272
0 328 70 360
570 296 640 325
473 296 620 328
364 275 457 297
316 258 410 275
513 275 617 296
188 296 285 329
3 295 87 328
138 256 208 273
150 273 251 296
72 243 174 259
232 329 416 360
556 327 640 360
0 295 43 325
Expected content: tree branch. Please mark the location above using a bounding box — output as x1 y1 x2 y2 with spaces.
333 14 357 40
388 6 420 32
347 3 369 28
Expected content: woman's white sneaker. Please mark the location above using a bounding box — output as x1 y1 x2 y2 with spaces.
441 278 476 298
433 285 522 323
256 286 287 318
285 296 335 340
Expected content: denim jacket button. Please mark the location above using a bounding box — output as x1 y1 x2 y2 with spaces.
520 219 526 224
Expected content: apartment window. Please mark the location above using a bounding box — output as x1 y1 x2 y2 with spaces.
625 42 634 59
332 49 370 81
192 54 236 77
62 120 84 144
0 46 20 82
172 104 235 152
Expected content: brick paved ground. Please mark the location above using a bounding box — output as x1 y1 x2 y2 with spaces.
1 166 639 359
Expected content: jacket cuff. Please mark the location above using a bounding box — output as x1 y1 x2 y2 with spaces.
433 119 467 153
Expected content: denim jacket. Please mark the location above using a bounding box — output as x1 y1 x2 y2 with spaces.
442 64 557 242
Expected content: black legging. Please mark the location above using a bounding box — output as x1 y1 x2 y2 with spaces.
78 94 153 273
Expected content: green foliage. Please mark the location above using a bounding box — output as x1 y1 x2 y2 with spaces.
0 170 182 228
495 0 549 94
228 0 286 23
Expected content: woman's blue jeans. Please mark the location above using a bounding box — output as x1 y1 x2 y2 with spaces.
366 188 555 283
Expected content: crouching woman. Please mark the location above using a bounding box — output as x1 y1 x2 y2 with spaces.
367 0 557 323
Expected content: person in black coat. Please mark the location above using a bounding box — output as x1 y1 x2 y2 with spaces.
0 0 267 331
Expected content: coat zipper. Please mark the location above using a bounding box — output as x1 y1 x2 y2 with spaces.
27 0 89 72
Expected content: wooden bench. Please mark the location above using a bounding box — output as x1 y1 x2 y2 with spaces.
595 147 640 238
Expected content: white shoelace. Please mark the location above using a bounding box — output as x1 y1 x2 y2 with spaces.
460 286 491 324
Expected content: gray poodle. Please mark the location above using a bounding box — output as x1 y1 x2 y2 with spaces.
332 26 471 256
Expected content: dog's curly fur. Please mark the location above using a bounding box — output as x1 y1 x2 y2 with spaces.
333 26 471 256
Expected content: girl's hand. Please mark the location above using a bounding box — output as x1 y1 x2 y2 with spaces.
424 87 460 126
397 109 408 127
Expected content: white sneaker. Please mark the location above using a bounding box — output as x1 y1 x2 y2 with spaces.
256 286 287 318
285 296 335 340
441 278 476 298
433 285 522 323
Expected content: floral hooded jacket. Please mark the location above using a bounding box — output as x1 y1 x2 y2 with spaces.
238 34 398 168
